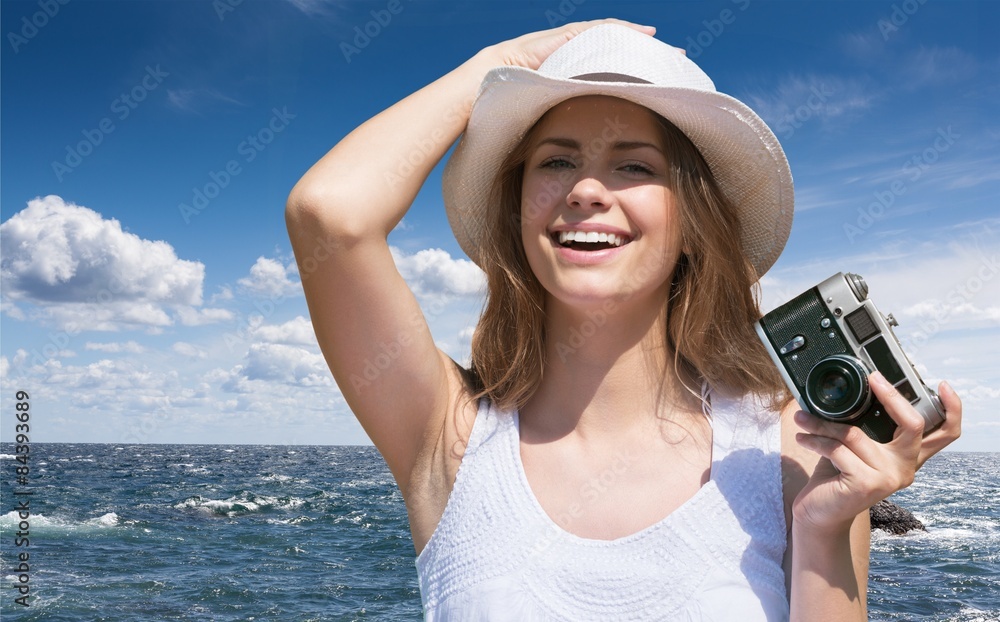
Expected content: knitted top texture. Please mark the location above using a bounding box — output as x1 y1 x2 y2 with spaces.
415 392 789 621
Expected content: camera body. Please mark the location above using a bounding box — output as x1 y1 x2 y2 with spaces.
756 272 945 443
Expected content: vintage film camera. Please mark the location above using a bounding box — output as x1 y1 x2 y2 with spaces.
756 272 946 443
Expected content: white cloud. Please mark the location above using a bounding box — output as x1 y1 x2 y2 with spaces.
899 46 979 89
0 196 216 331
176 306 234 326
166 88 245 113
172 342 207 359
85 341 145 354
251 316 317 346
34 357 165 393
210 286 234 303
283 0 337 17
237 343 333 387
237 257 300 298
744 74 876 138
391 246 485 302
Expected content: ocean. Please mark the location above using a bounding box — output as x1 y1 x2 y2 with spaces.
1 444 997 621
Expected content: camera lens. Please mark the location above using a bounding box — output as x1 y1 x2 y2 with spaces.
818 372 850 402
805 355 872 421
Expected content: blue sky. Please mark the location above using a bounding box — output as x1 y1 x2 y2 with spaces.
1 0 997 449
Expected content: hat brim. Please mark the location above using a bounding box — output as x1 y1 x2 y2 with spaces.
443 66 794 278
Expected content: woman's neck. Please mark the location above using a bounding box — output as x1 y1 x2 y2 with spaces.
522 294 696 443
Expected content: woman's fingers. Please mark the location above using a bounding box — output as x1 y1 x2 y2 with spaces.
495 19 655 70
793 374 963 533
868 371 926 446
793 409 883 467
795 431 868 479
569 18 655 36
917 380 963 467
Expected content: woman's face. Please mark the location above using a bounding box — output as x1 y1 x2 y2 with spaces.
520 95 684 313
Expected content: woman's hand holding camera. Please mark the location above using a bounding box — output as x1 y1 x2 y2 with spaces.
792 372 963 535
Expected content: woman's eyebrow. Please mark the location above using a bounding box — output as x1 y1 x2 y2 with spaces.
611 140 663 154
533 137 663 154
533 137 580 149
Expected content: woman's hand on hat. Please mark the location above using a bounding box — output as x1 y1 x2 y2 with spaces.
487 19 656 71
789 371 962 536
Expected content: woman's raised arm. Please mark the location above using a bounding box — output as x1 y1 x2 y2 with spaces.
284 19 654 493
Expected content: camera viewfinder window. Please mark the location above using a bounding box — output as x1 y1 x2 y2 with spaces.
845 307 880 343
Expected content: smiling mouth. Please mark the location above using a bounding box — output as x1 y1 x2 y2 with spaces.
552 230 631 251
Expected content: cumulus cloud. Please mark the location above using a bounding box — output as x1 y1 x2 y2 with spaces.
237 257 300 298
237 343 332 387
762 234 1000 344
0 196 228 330
251 316 317 346
210 286 234 303
34 357 166 393
391 246 484 302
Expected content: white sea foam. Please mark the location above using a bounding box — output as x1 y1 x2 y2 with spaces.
0 511 120 531
90 512 119 527
0 454 15 460
260 474 294 483
949 607 1000 622
173 493 306 517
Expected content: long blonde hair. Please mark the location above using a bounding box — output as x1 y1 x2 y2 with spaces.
468 99 787 411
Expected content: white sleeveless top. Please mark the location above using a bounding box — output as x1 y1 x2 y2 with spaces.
415 392 789 621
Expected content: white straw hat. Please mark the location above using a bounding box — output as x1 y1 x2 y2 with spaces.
442 23 794 277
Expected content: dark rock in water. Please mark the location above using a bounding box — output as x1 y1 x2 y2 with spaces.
870 499 926 535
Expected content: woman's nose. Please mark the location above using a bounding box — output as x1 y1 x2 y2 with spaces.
566 176 612 211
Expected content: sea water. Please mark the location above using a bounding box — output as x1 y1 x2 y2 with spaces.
0 445 997 621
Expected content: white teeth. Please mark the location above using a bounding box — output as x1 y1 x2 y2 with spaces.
556 231 627 247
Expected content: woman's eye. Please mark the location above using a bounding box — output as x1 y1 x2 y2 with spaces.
539 157 574 170
621 162 654 175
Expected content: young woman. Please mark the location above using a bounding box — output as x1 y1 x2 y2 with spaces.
286 19 962 620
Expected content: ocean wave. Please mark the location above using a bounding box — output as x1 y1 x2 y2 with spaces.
947 607 1000 622
0 454 15 460
173 492 306 517
0 511 120 531
266 516 315 526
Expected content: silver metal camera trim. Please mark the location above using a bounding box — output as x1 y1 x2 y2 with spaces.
756 272 946 435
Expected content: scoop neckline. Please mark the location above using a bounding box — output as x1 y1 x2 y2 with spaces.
511 409 717 547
